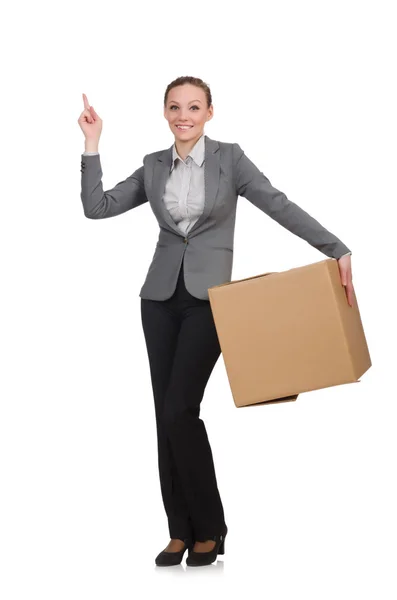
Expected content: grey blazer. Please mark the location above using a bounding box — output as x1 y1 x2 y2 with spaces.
80 135 351 301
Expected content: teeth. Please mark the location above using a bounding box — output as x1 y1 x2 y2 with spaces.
177 125 192 129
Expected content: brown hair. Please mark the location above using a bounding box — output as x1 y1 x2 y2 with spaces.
164 76 212 109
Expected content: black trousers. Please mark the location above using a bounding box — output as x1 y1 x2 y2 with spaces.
140 257 227 542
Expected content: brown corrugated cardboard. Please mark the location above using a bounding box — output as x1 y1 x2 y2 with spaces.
208 258 371 408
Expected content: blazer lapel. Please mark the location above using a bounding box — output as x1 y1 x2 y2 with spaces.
151 135 221 236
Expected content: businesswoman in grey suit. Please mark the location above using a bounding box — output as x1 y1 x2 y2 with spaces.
78 76 354 567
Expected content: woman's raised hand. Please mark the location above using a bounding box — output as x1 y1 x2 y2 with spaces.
77 93 103 142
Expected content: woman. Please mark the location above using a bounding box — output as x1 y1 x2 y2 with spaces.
78 76 354 567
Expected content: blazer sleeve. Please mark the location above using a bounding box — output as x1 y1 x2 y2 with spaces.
232 143 352 260
80 153 149 219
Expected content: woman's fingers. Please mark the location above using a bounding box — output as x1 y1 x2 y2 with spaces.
82 95 100 124
78 95 102 137
82 92 90 110
346 281 354 307
80 94 93 124
85 107 94 124
342 279 354 307
337 255 354 307
78 108 93 125
83 94 94 122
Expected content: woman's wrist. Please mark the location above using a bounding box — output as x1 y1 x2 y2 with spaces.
84 140 99 153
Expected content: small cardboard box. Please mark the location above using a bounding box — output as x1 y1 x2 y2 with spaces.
208 258 371 408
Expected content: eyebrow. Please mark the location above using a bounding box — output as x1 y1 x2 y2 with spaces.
168 99 202 104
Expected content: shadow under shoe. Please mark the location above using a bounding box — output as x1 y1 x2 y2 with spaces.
155 537 194 567
186 525 228 567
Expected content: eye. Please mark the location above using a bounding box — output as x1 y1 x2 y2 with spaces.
170 105 199 110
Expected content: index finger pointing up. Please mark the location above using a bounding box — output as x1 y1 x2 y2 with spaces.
82 93 90 110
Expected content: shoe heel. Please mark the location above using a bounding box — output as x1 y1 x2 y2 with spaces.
218 538 225 555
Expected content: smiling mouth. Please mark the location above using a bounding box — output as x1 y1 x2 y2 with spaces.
176 125 193 130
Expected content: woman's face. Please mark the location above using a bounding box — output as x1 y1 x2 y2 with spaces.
164 84 213 143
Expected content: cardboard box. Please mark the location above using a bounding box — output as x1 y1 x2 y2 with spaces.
208 258 371 408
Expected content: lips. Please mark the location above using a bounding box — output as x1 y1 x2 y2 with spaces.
176 125 193 129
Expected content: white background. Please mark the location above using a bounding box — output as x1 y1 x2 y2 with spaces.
1 0 396 598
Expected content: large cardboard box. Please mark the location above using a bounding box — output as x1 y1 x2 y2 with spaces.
208 258 371 408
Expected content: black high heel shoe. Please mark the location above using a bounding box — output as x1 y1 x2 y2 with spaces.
155 537 194 566
186 525 228 567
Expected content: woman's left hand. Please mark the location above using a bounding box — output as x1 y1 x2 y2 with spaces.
337 254 354 307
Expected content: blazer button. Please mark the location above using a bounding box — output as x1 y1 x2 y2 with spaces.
184 237 188 243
